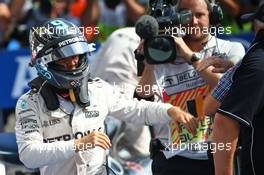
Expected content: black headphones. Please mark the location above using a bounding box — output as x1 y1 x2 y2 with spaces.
206 0 223 25
175 0 223 26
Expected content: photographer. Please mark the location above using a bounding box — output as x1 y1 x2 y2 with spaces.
134 0 245 174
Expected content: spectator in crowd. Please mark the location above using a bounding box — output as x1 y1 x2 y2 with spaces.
69 0 87 18
0 0 28 48
1 0 80 48
81 0 147 42
0 2 11 40
33 0 80 26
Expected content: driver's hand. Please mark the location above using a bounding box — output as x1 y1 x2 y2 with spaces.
167 106 198 136
173 36 193 63
74 131 112 151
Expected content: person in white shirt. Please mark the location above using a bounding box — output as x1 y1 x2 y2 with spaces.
90 27 152 158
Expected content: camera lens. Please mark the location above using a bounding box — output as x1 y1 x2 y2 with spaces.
154 9 163 17
147 37 173 62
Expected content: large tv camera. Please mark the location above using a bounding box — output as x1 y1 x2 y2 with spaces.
135 0 192 70
149 0 192 29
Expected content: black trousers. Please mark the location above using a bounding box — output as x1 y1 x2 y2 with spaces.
152 151 215 175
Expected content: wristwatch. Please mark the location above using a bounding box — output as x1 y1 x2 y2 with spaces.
189 53 201 65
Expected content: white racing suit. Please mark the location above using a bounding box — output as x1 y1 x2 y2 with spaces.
15 78 172 175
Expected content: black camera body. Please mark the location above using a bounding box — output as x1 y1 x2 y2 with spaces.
143 35 176 64
134 0 192 75
139 0 192 65
149 0 192 29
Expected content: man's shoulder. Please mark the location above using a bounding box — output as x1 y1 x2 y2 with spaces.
18 90 39 101
111 27 136 36
214 37 244 49
212 36 245 62
16 90 40 112
108 27 139 43
88 77 119 97
88 77 110 88
244 46 264 65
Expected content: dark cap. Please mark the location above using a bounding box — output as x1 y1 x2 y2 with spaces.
241 3 264 22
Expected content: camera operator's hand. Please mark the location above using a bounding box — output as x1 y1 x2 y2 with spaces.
74 131 112 152
136 39 145 57
196 56 235 73
136 39 155 68
167 107 198 136
135 39 156 97
173 36 194 62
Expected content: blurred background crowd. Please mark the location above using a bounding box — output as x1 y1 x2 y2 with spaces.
0 0 263 174
0 0 261 50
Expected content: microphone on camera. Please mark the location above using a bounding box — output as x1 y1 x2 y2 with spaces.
135 15 159 39
135 15 159 76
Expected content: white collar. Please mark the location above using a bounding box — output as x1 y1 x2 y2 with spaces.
201 34 218 52
48 95 75 118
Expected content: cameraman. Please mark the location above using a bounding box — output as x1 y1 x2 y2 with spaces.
134 0 245 175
